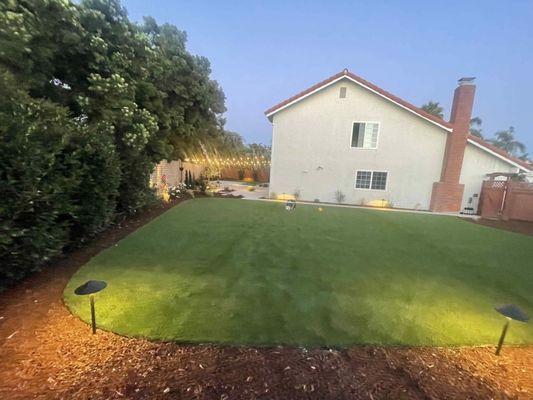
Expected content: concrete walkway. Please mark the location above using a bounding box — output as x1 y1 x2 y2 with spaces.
212 180 479 219
213 180 268 200
254 197 479 219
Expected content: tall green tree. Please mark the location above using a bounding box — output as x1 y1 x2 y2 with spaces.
519 153 530 163
0 0 227 287
469 117 483 138
247 143 271 159
421 101 444 118
489 127 526 156
1 0 226 213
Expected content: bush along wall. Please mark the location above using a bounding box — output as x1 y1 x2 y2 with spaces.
0 0 227 289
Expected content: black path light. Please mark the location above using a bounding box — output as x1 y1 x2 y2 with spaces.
494 304 529 355
285 199 296 211
179 160 184 183
74 280 107 334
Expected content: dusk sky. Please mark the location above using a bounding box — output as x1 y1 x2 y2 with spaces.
123 0 533 153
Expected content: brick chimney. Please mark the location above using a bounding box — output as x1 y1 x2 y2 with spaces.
429 77 476 212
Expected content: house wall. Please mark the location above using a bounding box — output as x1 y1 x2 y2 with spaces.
460 144 518 212
269 79 448 209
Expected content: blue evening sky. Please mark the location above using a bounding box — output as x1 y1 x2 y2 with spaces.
123 0 533 153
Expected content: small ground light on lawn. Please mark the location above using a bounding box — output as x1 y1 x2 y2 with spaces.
494 304 529 355
285 200 296 211
74 280 107 334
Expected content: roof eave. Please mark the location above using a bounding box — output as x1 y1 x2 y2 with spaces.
467 137 531 172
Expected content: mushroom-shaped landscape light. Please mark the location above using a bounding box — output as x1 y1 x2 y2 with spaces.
494 304 529 355
285 199 296 211
75 280 107 334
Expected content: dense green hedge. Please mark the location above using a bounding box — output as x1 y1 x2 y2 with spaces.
0 72 121 281
0 0 226 289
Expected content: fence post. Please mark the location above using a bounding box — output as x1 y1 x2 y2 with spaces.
499 181 508 219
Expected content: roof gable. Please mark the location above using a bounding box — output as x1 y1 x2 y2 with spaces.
265 69 453 131
265 69 530 172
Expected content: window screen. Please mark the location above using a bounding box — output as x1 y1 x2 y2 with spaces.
351 122 379 148
355 171 372 189
355 171 388 190
371 172 387 190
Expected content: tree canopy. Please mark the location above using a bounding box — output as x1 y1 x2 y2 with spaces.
489 127 527 157
420 101 444 118
469 117 483 138
419 100 528 161
0 0 230 287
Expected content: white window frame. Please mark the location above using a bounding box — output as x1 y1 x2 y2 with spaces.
349 121 380 150
355 170 389 191
339 86 347 98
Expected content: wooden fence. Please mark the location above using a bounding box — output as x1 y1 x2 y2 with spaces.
479 180 533 222
150 160 270 190
150 160 205 188
219 167 270 183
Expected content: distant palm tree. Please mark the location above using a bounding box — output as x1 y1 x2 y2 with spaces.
469 117 483 138
489 127 526 156
518 153 530 162
421 101 444 118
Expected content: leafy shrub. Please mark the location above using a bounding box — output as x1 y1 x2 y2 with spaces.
117 154 157 215
186 171 195 188
65 125 121 244
0 71 125 285
0 74 77 286
168 183 188 199
198 179 207 192
0 0 226 289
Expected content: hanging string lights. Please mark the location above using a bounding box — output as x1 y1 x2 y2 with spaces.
185 154 271 169
183 139 271 170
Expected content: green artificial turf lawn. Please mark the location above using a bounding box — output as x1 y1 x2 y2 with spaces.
64 198 533 346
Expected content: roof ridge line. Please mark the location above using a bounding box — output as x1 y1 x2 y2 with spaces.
265 69 453 130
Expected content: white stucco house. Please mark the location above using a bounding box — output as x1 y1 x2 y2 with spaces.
265 69 531 212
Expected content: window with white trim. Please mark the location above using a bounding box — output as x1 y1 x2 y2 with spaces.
355 171 388 190
351 122 379 148
355 171 372 189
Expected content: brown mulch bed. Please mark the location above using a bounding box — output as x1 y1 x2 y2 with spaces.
469 218 533 237
0 200 531 399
